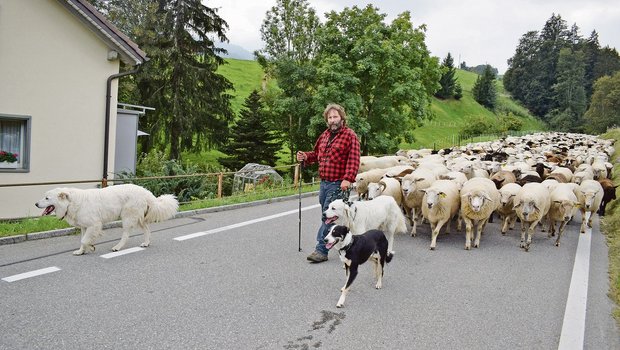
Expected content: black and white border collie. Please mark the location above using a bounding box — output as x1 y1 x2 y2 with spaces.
323 225 393 308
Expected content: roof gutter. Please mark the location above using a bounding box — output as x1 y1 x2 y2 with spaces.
102 69 139 187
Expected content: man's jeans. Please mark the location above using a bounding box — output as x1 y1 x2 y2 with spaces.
315 180 343 255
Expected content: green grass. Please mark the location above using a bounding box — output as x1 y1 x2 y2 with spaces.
406 69 545 149
218 58 265 114
0 216 72 236
600 128 620 323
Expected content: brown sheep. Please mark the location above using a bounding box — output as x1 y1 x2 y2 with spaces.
598 178 618 216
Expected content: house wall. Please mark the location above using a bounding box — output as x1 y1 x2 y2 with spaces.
0 0 121 219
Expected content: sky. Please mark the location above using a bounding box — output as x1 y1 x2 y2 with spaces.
206 0 620 74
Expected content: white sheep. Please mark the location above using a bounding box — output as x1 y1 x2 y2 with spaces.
497 183 521 235
513 182 551 251
576 179 604 233
354 168 388 199
401 168 436 236
421 180 461 250
547 183 580 246
358 155 409 172
548 166 573 182
459 177 500 250
438 171 469 190
367 177 403 206
572 170 594 185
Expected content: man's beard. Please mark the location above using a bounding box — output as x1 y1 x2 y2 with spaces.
329 120 343 131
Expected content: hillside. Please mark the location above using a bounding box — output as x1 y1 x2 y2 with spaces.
217 59 544 153
407 69 544 149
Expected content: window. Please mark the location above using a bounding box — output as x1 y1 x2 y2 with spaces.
0 114 30 172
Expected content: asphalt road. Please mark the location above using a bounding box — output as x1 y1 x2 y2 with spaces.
1 195 619 350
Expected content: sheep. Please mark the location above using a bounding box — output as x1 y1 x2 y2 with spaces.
572 170 594 185
513 182 551 251
548 166 573 182
459 177 500 250
496 183 521 235
354 168 389 199
576 179 604 233
547 183 580 246
367 177 403 206
421 180 461 250
438 171 468 189
401 168 436 236
598 178 618 216
490 170 517 189
358 155 409 172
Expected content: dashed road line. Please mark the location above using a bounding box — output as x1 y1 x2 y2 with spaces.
2 266 61 282
100 247 145 259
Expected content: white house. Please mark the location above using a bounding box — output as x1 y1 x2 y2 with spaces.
0 0 147 219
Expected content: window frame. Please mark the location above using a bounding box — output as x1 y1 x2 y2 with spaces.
0 114 31 173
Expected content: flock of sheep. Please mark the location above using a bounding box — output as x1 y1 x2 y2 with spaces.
354 132 617 251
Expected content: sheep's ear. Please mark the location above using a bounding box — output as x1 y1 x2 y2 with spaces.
461 192 470 199
415 178 425 182
439 192 447 198
513 201 521 210
553 200 561 204
418 189 426 194
573 201 581 207
58 192 69 201
483 193 493 201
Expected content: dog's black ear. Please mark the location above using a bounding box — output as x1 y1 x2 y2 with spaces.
58 192 69 201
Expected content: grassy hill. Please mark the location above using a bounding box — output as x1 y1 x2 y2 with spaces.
214 59 544 160
407 69 544 149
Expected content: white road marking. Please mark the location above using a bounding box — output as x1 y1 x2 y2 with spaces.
2 266 61 282
174 203 321 241
100 247 145 259
558 228 592 350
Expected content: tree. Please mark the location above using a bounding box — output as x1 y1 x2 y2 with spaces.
313 6 440 154
583 71 620 134
435 53 457 99
547 47 587 131
96 0 234 160
258 0 321 163
472 65 497 110
218 90 281 170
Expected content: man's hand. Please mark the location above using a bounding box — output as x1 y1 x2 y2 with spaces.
296 151 306 162
341 180 351 191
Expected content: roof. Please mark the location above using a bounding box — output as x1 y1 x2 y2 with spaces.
58 0 148 66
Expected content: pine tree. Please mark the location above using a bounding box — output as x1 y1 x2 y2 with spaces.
435 53 457 99
472 65 497 110
218 90 281 171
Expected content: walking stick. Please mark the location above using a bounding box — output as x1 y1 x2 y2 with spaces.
298 160 304 252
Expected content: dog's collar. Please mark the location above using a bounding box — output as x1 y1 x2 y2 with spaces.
338 234 354 252
349 203 358 221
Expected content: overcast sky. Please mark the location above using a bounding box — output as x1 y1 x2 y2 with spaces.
206 0 619 74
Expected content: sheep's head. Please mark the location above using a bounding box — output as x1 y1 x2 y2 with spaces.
463 192 492 212
580 190 599 209
423 189 445 209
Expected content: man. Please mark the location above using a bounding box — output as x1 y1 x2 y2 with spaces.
297 103 361 263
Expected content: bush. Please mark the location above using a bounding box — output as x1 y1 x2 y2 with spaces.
116 150 220 202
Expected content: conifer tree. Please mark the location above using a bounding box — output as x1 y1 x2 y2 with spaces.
218 90 281 171
472 65 497 110
435 53 457 99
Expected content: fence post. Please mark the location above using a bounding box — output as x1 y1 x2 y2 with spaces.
217 172 223 198
294 163 300 188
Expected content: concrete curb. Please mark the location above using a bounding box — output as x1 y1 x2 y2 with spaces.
0 191 319 246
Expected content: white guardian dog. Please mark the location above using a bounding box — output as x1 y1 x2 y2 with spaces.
323 196 407 255
35 184 178 255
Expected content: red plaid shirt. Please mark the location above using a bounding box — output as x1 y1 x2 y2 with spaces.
303 126 360 183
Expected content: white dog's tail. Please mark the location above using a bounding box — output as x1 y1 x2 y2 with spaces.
145 194 179 223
